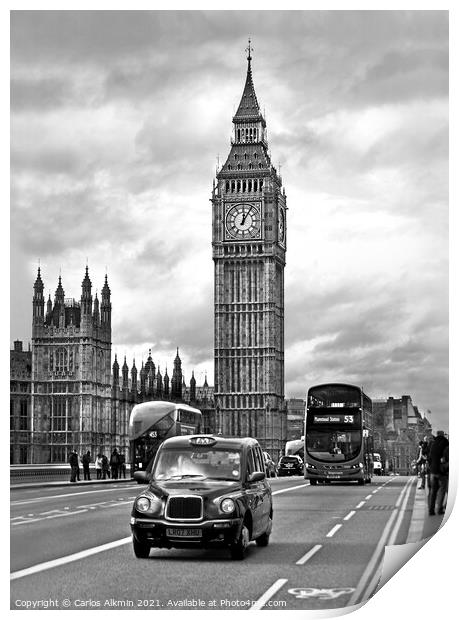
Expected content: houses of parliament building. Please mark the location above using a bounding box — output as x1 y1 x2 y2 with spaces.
10 267 215 464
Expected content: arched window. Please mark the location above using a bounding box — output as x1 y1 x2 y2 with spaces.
248 180 252 192
227 164 232 170
242 180 246 192
237 163 242 170
248 163 253 170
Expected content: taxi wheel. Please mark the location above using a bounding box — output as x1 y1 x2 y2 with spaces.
256 516 272 547
133 538 151 559
230 523 250 560
309 479 317 485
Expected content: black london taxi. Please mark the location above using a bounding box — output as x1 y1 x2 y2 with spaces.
130 435 273 560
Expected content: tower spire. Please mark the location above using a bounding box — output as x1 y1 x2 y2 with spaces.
246 37 253 68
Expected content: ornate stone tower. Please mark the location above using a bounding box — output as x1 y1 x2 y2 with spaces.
30 266 117 463
212 43 287 457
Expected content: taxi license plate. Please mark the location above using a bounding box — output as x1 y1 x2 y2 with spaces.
327 474 340 479
166 528 202 538
286 464 293 468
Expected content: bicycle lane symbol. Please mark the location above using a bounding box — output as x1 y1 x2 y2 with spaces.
288 587 355 601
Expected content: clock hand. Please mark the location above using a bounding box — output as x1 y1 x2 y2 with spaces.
241 211 249 225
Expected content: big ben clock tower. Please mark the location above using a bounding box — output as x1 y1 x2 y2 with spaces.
212 42 287 457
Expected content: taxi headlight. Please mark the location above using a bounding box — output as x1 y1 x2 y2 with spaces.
135 497 151 512
220 498 235 514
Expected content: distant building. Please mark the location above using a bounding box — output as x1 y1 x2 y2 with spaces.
10 340 32 463
373 395 432 474
286 398 305 440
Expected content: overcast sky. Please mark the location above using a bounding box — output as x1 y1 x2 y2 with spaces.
10 10 449 432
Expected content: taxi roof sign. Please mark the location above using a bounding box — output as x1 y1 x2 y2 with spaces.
189 436 217 446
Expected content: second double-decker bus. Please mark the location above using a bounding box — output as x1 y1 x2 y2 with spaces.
129 401 202 475
304 383 373 485
285 438 304 460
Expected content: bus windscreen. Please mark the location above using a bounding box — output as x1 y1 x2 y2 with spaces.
306 411 362 462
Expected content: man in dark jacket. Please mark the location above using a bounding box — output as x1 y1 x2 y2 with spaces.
69 449 79 483
428 430 449 515
82 451 91 481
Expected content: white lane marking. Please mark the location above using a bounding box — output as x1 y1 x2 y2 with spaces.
372 490 379 494
387 477 416 546
343 510 356 521
272 483 309 496
355 501 365 509
11 509 89 526
11 485 140 506
296 544 322 565
347 477 413 606
250 578 288 610
10 536 132 580
365 495 372 500
326 524 342 538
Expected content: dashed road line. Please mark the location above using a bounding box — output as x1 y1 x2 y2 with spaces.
295 544 322 565
343 510 356 521
355 501 365 509
365 494 372 500
250 578 288 610
326 524 342 538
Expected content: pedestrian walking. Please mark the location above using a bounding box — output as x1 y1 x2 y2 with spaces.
101 454 110 479
110 448 120 479
69 449 79 483
82 450 91 481
428 430 449 515
119 452 126 478
416 439 429 489
95 453 103 480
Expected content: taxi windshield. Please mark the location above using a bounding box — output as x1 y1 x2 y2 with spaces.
153 448 242 481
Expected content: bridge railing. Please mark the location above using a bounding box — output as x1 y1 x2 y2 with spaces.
10 464 131 485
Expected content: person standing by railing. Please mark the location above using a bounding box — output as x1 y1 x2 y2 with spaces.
69 449 79 483
82 451 91 481
95 454 103 480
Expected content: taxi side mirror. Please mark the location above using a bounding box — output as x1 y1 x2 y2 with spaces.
248 471 266 483
133 470 149 484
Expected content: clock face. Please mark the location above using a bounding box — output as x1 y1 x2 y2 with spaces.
278 208 285 244
225 203 261 240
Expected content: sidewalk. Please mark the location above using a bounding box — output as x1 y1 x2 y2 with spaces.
407 483 446 543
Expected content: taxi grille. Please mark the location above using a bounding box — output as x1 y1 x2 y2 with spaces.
166 496 203 520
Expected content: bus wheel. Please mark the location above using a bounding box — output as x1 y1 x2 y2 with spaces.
133 537 151 559
309 479 317 486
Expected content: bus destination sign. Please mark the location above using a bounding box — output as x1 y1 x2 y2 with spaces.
313 415 355 424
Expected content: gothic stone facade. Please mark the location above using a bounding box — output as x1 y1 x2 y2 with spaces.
30 267 117 463
212 47 287 458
